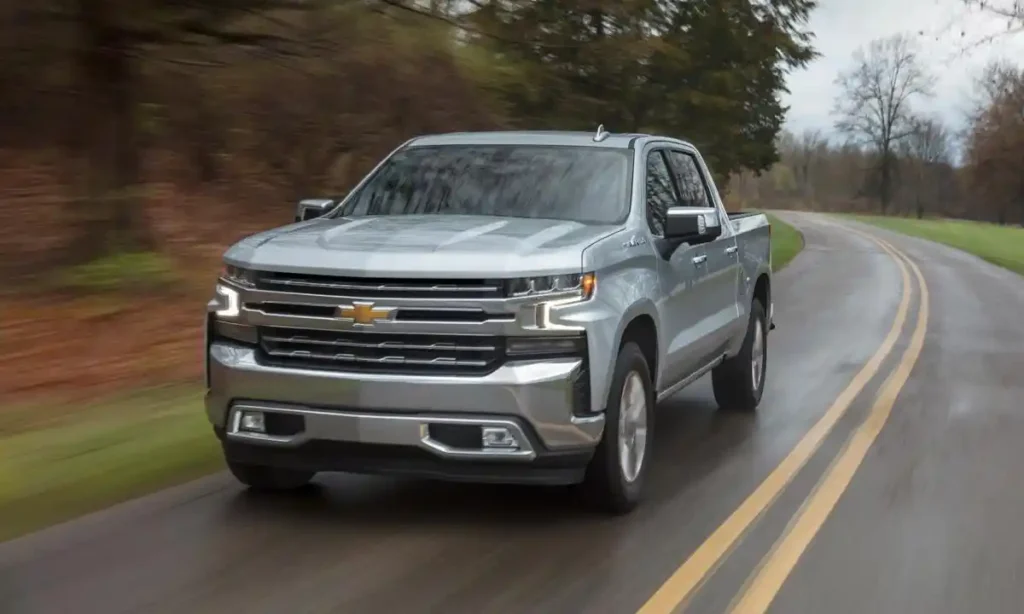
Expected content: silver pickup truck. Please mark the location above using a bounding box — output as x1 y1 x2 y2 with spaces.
206 128 774 513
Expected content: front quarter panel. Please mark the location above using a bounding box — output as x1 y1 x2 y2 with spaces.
580 231 661 411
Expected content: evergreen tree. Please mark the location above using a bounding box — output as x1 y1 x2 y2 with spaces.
465 0 818 182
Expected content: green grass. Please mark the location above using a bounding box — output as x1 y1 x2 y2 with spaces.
0 387 220 542
54 251 179 292
767 213 804 271
849 215 1024 277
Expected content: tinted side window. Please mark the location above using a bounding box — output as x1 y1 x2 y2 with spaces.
645 151 678 235
666 151 711 209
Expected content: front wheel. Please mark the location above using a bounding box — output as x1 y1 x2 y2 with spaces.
582 341 655 515
712 299 768 412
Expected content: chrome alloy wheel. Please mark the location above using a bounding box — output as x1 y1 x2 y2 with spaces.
751 317 765 391
618 371 649 483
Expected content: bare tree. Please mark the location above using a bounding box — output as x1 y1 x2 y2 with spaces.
793 128 825 201
832 34 935 213
906 117 952 165
902 115 952 219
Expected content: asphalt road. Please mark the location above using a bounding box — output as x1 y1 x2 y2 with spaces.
2 212 1023 614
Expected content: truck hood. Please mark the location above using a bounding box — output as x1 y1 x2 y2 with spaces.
225 215 624 277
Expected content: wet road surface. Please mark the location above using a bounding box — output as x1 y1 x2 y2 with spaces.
2 213 1022 614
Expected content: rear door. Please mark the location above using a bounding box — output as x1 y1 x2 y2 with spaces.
643 148 709 390
664 149 742 361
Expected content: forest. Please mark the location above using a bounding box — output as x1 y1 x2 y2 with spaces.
0 0 1020 403
731 32 1024 225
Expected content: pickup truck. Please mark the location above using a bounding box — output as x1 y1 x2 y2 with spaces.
206 128 774 513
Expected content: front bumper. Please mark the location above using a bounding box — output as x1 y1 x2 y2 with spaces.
218 429 594 486
206 342 604 482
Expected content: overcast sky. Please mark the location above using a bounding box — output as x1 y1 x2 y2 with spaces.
781 0 1024 143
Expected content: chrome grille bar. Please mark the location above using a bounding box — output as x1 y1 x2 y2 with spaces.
258 327 502 375
256 272 502 299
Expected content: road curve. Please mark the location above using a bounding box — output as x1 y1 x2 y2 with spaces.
2 213 1021 614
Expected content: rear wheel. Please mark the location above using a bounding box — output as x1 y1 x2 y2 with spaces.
582 341 654 514
712 299 767 412
226 459 315 491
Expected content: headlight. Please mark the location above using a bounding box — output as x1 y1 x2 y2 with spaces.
505 272 596 300
220 264 256 288
213 284 240 318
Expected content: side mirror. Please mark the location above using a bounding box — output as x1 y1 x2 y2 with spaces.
295 199 334 222
664 207 722 244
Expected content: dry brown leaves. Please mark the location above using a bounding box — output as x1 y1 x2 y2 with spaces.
0 155 289 407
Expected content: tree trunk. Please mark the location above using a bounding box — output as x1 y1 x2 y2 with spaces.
66 0 151 262
879 148 892 215
915 163 924 219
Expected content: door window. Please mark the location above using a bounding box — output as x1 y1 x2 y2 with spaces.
665 151 712 209
645 150 679 236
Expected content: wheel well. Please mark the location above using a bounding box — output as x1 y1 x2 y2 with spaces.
621 315 658 385
753 274 770 310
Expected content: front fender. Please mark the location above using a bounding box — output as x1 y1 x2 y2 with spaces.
585 277 661 412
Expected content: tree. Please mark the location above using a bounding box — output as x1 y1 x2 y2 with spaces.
463 0 819 182
727 128 967 217
792 128 825 201
832 34 934 213
901 115 952 219
965 62 1024 225
6 0 325 259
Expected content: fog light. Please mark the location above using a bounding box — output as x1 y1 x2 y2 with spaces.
239 410 266 433
482 427 520 450
507 335 584 358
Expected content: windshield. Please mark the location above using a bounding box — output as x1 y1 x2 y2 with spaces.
336 145 631 224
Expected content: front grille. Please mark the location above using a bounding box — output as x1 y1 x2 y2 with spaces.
255 271 502 299
246 302 513 323
258 327 503 375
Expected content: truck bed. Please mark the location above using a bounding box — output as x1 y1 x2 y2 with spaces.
729 210 770 237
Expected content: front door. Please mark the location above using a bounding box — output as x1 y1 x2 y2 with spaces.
664 150 742 364
643 148 709 391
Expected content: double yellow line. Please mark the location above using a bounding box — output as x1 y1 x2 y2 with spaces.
637 227 930 614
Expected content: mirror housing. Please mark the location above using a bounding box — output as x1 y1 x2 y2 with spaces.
664 207 722 244
295 199 335 223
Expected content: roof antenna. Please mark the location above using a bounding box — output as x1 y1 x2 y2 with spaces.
593 124 610 142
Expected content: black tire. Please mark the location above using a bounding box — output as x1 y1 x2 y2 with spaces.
712 299 767 412
582 341 655 515
226 459 315 491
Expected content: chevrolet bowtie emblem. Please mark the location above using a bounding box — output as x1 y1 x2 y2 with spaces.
337 302 395 326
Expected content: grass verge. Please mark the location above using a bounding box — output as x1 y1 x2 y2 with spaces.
0 386 220 542
767 213 804 271
848 215 1024 277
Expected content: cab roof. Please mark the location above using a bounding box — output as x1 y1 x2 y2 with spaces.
406 130 693 150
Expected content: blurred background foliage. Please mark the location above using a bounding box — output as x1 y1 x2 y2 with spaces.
0 0 816 274
2 0 1021 405
0 0 817 402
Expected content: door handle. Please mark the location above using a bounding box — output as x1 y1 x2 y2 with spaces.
725 246 738 255
691 255 707 265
